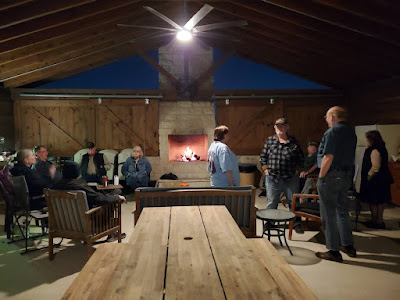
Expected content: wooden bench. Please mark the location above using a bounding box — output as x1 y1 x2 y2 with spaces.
134 186 256 237
62 206 317 299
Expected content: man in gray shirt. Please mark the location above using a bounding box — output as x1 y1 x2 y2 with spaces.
316 106 357 263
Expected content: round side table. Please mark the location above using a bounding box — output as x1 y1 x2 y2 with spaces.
256 209 296 255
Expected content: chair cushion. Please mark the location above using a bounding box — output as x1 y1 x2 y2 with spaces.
73 149 89 165
99 150 118 180
295 202 320 217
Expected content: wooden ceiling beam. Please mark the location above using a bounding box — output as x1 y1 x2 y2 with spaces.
314 0 400 30
0 2 171 63
0 0 141 43
219 1 400 62
235 24 392 76
0 28 159 80
2 39 170 88
260 0 400 47
0 6 179 79
0 0 95 29
0 0 32 11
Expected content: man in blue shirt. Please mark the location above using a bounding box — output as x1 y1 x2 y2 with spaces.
316 106 357 263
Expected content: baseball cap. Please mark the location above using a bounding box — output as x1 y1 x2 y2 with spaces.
275 118 288 125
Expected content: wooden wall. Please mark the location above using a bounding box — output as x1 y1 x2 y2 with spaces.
13 97 159 157
348 78 400 125
216 92 345 155
0 88 14 151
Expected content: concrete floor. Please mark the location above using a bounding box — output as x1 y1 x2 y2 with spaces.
0 190 399 299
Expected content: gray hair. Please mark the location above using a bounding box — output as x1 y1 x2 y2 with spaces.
16 149 33 164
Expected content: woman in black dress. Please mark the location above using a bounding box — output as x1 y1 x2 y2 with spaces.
360 131 394 229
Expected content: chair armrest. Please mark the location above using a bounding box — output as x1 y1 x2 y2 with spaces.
291 193 319 212
85 206 102 215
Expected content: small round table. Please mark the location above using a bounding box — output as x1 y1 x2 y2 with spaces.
256 209 296 255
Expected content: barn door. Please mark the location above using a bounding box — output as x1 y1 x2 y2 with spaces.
216 99 283 155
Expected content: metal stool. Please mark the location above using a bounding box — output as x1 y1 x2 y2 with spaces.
256 209 296 255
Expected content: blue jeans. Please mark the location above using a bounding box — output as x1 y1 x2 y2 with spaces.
265 175 299 209
317 170 354 251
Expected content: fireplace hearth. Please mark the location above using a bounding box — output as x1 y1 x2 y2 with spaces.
168 134 208 162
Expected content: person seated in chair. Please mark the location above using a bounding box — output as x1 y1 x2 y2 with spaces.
10 149 55 210
33 145 62 183
80 142 111 184
299 142 319 199
122 146 152 190
53 161 126 241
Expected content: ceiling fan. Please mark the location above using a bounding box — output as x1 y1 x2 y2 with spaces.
118 4 248 44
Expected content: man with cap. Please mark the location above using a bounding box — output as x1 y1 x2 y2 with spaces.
53 161 126 241
260 117 304 233
316 106 357 262
80 142 111 184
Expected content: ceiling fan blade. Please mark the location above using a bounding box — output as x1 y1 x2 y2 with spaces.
118 24 177 32
194 20 248 32
143 6 182 30
183 4 214 31
129 32 176 43
195 31 241 43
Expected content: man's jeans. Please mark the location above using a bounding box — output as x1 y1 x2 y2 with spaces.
317 170 354 251
265 175 299 209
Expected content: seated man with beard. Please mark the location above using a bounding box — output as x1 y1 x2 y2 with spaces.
53 161 126 241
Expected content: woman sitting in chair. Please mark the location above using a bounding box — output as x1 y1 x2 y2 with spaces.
122 146 152 190
10 149 55 210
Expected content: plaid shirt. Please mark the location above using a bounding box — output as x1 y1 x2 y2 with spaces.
260 135 304 181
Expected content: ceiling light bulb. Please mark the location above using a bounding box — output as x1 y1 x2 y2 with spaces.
177 30 192 41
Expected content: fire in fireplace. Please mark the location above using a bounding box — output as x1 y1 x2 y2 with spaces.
168 135 208 162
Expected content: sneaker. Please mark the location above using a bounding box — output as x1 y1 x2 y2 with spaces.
107 232 126 242
339 245 357 258
294 224 304 234
316 251 343 263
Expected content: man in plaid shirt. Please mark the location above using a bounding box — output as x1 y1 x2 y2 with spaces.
260 118 304 232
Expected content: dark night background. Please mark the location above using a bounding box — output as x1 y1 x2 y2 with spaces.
38 49 328 90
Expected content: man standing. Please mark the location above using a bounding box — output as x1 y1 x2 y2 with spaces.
33 145 62 183
80 142 110 184
260 118 304 232
316 106 357 263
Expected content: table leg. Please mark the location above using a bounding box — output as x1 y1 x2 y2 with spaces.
282 224 293 256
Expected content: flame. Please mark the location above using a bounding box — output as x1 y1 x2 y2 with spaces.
181 146 198 162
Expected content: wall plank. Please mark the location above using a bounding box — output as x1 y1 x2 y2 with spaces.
14 98 159 156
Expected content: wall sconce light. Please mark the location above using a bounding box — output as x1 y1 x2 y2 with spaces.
145 98 150 105
270 98 274 105
97 97 102 104
225 98 230 105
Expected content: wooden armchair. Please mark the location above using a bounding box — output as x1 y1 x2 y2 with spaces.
44 189 122 260
288 193 321 240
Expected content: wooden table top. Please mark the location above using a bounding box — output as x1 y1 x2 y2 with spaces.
62 206 316 300
96 184 123 191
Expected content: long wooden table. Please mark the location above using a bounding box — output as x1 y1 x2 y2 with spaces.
62 206 317 299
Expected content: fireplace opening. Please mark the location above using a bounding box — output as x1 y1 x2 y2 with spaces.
168 134 208 162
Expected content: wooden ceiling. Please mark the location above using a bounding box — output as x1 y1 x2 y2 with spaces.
0 0 399 89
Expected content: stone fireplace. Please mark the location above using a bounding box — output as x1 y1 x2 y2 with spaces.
146 101 215 181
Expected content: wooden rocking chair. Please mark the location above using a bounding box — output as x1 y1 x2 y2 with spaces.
44 189 122 259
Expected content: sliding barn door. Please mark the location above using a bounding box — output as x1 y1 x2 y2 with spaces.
14 99 159 157
216 99 283 155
